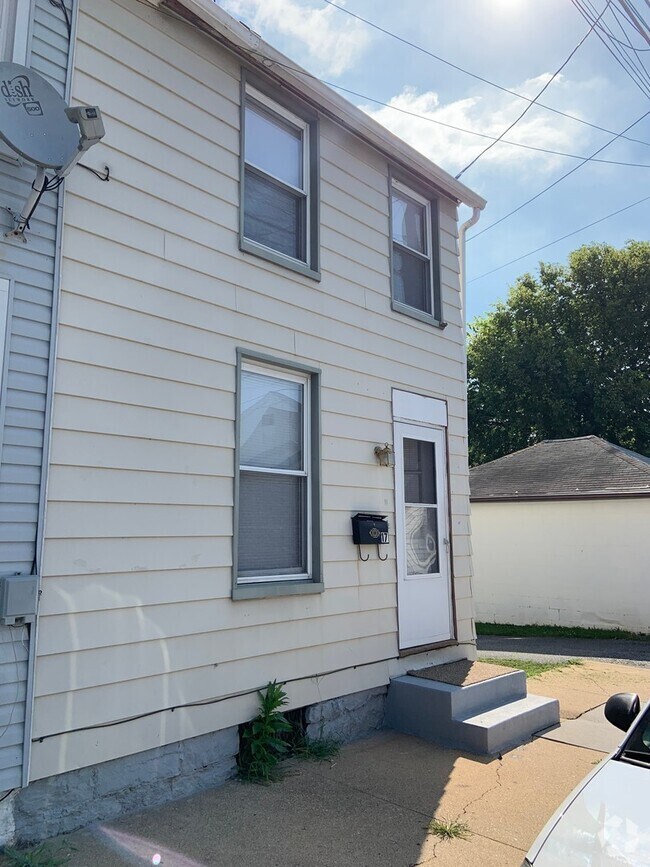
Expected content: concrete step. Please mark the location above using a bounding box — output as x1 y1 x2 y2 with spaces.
456 694 560 755
385 672 560 755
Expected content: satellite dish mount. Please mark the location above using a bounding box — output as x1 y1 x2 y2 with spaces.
0 62 105 240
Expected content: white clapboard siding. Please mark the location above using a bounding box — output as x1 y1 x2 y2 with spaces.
31 0 475 777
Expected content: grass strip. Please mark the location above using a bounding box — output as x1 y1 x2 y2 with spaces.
479 656 582 678
476 622 648 641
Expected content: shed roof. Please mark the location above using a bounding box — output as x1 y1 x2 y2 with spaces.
470 436 650 501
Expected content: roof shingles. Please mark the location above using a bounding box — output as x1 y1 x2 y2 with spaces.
470 436 650 501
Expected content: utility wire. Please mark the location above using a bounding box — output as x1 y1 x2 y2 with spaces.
468 194 650 282
456 3 608 179
245 49 650 170
469 106 650 241
573 0 650 96
321 0 650 148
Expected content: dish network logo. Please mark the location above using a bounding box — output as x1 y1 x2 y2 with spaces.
1 74 43 116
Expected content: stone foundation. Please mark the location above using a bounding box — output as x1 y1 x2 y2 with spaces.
2 685 387 846
305 686 387 742
6 726 238 846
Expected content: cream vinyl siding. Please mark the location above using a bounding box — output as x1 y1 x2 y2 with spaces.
31 0 474 779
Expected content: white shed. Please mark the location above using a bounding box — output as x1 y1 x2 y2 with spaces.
470 436 650 634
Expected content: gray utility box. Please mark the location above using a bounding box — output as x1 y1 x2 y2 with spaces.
0 574 38 625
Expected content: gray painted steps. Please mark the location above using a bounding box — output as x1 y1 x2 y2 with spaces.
385 670 559 755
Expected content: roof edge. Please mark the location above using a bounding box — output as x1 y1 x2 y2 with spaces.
471 490 650 503
153 0 486 210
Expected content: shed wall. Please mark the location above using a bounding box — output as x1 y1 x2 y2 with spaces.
472 498 650 633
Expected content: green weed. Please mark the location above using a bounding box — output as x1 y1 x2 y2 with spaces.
238 681 293 783
427 818 472 841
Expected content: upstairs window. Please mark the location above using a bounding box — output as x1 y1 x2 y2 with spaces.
0 0 31 64
390 179 443 326
241 80 319 279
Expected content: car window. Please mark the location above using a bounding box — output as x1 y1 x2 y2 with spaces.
620 706 650 766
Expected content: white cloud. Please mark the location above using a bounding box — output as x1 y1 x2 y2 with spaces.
218 0 371 76
361 74 599 179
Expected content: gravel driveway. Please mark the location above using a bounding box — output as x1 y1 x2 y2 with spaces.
477 635 650 668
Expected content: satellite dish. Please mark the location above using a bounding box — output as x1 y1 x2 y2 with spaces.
0 62 79 169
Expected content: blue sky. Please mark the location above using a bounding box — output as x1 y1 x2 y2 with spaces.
217 0 650 321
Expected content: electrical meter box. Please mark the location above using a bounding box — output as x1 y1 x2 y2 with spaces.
0 574 38 625
351 513 389 545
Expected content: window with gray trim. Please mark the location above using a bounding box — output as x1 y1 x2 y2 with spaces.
390 179 442 324
241 81 319 277
236 357 320 588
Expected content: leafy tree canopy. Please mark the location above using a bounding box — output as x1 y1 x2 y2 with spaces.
467 241 649 466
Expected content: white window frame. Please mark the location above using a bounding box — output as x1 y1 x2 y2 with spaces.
243 85 310 266
237 359 312 585
1 0 32 65
390 176 444 328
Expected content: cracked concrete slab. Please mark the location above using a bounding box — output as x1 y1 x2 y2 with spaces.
525 660 650 719
6 660 647 867
540 704 623 753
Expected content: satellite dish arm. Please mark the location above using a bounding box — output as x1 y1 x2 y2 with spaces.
6 166 48 239
57 106 105 179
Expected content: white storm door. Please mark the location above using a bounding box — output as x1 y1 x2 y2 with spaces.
395 422 453 649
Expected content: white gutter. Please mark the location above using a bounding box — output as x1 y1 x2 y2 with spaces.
147 0 486 210
459 206 482 339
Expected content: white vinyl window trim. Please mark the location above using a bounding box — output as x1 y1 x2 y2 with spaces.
243 84 311 266
0 0 32 64
391 179 433 306
237 360 312 584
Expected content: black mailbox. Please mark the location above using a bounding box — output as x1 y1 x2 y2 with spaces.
351 513 389 545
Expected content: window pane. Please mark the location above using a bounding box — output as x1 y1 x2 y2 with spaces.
404 439 437 504
392 191 426 253
238 472 307 575
245 102 303 188
393 246 431 314
240 370 304 470
244 169 305 261
405 506 439 575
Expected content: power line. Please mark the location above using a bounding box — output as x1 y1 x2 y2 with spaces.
243 49 650 170
468 194 650 282
573 0 650 97
456 2 608 179
321 0 650 148
469 106 650 241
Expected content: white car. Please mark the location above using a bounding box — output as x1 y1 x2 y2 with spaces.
524 692 650 866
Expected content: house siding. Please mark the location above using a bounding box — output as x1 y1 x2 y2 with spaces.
31 0 475 781
0 0 72 791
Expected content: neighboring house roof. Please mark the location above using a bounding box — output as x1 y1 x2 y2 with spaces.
470 436 650 501
144 0 486 211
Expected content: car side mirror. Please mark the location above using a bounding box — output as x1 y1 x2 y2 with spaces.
604 692 640 732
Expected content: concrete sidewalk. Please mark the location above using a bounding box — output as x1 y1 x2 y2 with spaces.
4 660 649 867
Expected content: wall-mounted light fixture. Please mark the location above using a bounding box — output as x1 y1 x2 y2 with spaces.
374 443 395 467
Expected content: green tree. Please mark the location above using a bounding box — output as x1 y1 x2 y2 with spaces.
467 241 650 466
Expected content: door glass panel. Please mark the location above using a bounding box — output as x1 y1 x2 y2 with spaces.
403 439 437 504
405 506 439 575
